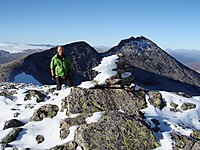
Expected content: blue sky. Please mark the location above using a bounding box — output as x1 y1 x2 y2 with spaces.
0 0 200 50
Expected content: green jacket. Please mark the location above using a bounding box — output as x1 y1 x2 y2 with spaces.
50 54 71 77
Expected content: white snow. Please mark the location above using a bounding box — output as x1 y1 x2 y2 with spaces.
93 54 118 85
13 72 42 86
78 81 95 89
141 91 200 150
77 54 119 88
121 72 132 78
0 43 53 53
85 112 103 124
0 84 77 149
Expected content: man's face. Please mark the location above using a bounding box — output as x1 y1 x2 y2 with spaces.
57 46 64 56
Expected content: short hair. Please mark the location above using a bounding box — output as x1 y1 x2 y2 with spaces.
57 46 63 50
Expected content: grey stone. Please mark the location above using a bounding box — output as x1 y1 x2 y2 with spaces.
75 111 159 150
171 132 200 150
60 114 88 140
30 104 59 121
181 102 196 111
24 90 46 103
50 141 78 150
62 87 147 117
1 128 23 144
148 91 166 110
3 119 25 130
36 135 45 144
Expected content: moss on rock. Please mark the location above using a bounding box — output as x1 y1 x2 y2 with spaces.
181 102 196 111
148 91 166 110
75 111 159 150
62 87 147 118
30 104 59 121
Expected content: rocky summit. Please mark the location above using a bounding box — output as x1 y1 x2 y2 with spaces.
0 36 200 149
0 57 200 149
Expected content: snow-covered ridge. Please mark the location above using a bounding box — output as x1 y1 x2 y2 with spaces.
0 43 54 53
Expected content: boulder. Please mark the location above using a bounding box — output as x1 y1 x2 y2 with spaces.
1 128 23 144
176 92 192 98
3 119 25 130
61 87 147 117
75 111 159 149
148 91 166 110
36 135 45 144
171 132 200 150
190 130 200 140
30 104 59 121
181 102 196 111
60 114 88 140
24 90 46 103
170 102 181 113
151 118 160 132
50 141 78 150
0 92 7 97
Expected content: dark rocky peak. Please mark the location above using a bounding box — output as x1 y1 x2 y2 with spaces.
103 36 200 95
105 36 159 56
118 36 155 48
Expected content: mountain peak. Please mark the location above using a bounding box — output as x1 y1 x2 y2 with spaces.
116 36 157 53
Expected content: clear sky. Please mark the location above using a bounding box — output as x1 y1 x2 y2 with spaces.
0 0 200 50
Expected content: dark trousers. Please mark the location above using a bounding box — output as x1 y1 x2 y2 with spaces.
56 74 73 90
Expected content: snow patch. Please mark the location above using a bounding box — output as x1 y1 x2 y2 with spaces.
121 72 132 78
78 81 95 89
0 84 73 149
142 92 200 149
86 112 103 124
93 54 118 85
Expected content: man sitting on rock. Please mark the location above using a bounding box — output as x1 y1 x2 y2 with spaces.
50 46 73 90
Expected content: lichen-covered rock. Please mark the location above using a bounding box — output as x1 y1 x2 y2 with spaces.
170 102 179 108
1 128 23 144
148 91 166 110
75 111 159 150
181 102 196 111
24 90 46 103
30 104 59 121
0 92 7 97
171 132 200 150
36 135 45 144
190 130 200 140
50 141 78 150
3 119 25 130
151 118 160 132
62 87 147 117
170 102 181 112
106 76 134 87
170 108 182 113
60 114 88 140
176 92 192 98
0 90 17 97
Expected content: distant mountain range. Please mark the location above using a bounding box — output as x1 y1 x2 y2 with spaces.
166 49 200 73
0 42 55 53
166 49 200 64
0 36 200 95
0 43 55 64
93 46 111 53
